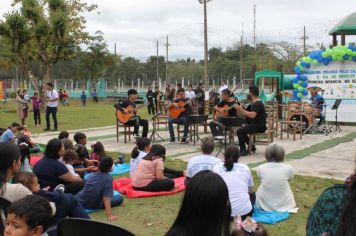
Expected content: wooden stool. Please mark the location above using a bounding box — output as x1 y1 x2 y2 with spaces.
116 116 135 143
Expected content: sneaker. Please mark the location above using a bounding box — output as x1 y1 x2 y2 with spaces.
54 184 65 194
214 136 224 140
180 137 187 144
169 138 176 143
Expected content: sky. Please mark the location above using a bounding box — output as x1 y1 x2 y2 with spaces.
1 0 356 60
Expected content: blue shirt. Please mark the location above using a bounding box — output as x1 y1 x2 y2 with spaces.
33 157 69 190
76 172 113 209
0 129 14 143
81 94 87 100
310 94 324 111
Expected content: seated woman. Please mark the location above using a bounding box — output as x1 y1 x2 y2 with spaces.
213 145 255 220
255 143 297 212
33 138 84 194
130 137 151 178
132 144 174 192
307 162 356 236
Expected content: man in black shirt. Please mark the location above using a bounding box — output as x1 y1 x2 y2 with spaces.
194 82 205 115
114 89 149 138
167 87 192 143
235 86 266 156
209 89 238 140
146 87 155 115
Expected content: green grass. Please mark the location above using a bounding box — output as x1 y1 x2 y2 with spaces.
0 99 150 134
88 157 341 236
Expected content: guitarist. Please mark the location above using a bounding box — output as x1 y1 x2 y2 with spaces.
167 87 192 143
114 89 148 138
209 89 238 140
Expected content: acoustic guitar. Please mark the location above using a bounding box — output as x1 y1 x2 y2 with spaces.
214 103 237 120
168 100 189 118
116 104 144 124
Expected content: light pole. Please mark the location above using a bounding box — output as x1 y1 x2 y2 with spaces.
198 0 212 89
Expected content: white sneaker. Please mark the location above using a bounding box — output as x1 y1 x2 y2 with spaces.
214 136 224 140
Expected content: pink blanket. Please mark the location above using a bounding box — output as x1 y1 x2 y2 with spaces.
113 177 186 198
30 155 42 166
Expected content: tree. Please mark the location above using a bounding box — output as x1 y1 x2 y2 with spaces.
0 0 97 97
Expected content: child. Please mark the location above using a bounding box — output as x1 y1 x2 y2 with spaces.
0 122 20 143
58 130 69 140
81 91 87 107
73 132 98 172
76 156 123 222
90 141 106 162
31 92 42 126
5 195 52 236
130 137 151 177
62 149 80 177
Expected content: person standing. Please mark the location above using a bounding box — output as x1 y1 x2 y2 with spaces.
146 87 155 115
31 92 42 126
81 91 87 107
92 89 98 103
185 84 196 99
195 82 205 115
153 86 163 114
44 82 59 131
15 90 29 126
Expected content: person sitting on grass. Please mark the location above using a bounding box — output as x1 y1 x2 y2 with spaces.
16 126 41 153
58 130 69 140
73 132 99 175
33 139 84 194
76 156 123 222
0 122 20 143
255 143 296 212
61 138 75 150
130 137 152 178
90 141 107 162
13 171 89 224
62 149 80 177
4 195 53 236
132 144 175 192
213 145 255 220
186 136 221 182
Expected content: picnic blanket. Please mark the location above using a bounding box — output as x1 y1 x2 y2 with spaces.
30 155 42 166
113 177 186 198
252 206 289 224
84 190 122 214
84 163 130 179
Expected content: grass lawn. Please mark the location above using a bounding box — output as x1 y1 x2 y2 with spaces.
0 99 150 133
89 158 341 236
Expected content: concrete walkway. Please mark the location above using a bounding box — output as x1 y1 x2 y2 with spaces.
32 124 356 180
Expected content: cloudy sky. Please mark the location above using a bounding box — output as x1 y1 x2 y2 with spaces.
1 0 356 60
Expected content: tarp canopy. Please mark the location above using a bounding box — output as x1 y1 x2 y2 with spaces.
329 12 356 35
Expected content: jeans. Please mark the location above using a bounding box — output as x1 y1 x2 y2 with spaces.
168 117 189 140
46 106 58 130
124 116 148 137
237 124 266 151
99 195 124 209
133 178 175 192
209 120 224 137
318 113 325 125
29 145 41 154
33 109 41 125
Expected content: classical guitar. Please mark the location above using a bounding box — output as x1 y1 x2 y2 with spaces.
116 104 144 124
168 100 189 118
214 103 238 120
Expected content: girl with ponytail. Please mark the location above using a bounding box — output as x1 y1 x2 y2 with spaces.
213 145 255 220
130 137 151 177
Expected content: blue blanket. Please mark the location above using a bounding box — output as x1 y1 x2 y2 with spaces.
84 163 130 180
84 190 122 214
252 206 289 224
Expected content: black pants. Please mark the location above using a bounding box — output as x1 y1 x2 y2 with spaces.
125 116 148 137
209 120 223 137
34 109 41 125
237 124 266 151
82 100 86 106
133 178 174 192
147 99 155 115
46 106 58 130
64 181 84 195
154 100 159 114
164 167 184 179
93 97 98 103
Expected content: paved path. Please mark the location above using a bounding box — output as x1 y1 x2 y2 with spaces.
32 124 356 180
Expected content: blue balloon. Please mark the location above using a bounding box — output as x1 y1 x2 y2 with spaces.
317 57 324 62
352 56 356 62
301 75 308 81
323 60 329 66
294 67 301 74
302 90 308 96
343 55 349 60
301 61 307 67
293 89 298 94
302 82 308 88
305 63 311 68
293 77 298 83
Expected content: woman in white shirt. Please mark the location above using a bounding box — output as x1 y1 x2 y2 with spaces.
213 145 254 219
256 143 297 212
130 137 151 177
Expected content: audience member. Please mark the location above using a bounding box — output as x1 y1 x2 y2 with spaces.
132 144 174 192
5 195 52 236
33 139 84 194
76 157 123 222
61 138 74 150
0 123 20 143
58 131 69 140
213 145 254 219
16 126 41 153
186 137 221 180
73 132 99 175
255 143 296 212
130 137 151 177
31 92 43 126
62 149 80 177
90 141 106 162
